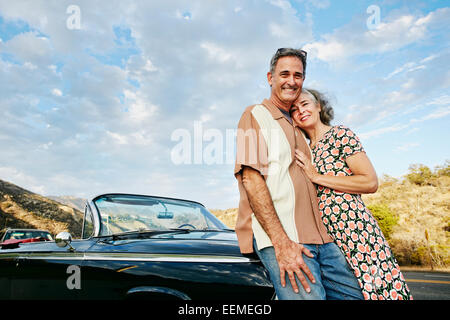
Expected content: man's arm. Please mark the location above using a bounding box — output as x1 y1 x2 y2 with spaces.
241 166 315 293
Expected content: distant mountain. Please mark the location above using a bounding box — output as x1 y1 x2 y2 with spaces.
47 195 87 212
0 179 83 238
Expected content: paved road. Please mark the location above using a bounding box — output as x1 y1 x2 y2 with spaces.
404 271 450 300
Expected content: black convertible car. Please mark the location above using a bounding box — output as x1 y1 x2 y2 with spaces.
0 193 274 300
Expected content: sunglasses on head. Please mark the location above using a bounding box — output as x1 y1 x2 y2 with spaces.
276 48 307 58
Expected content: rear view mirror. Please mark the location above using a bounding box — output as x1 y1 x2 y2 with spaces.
157 211 174 219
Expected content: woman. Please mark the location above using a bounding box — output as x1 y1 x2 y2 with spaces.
291 89 412 300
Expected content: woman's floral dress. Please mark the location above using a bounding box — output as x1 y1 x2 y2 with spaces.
311 125 412 300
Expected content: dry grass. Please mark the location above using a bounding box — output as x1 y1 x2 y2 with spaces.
210 208 238 229
0 179 84 237
1 194 70 235
363 175 449 267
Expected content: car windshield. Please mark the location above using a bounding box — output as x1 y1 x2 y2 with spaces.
94 194 229 236
3 230 53 241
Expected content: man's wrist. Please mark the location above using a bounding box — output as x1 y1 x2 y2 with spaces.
271 233 290 249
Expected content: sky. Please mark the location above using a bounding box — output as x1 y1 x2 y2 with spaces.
0 0 449 209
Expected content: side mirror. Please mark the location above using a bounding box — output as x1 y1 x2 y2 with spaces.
55 232 75 251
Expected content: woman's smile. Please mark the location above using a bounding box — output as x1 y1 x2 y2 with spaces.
299 113 311 122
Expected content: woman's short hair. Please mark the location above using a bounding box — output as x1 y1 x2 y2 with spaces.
302 88 334 126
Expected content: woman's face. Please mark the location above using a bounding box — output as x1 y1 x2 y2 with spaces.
291 92 321 129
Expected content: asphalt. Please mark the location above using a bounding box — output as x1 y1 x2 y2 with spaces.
403 271 450 300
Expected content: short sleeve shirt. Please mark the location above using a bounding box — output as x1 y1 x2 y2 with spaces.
234 99 332 253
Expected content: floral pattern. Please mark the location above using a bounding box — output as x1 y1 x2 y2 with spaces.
311 125 412 300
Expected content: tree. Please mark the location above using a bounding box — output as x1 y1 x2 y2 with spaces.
434 160 450 177
405 164 434 186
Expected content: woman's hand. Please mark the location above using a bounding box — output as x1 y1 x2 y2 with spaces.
295 149 319 183
295 149 378 194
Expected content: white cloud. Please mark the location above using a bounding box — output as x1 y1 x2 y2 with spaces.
395 143 420 152
304 7 450 63
51 88 62 96
296 0 330 10
269 0 293 11
38 141 53 150
0 166 46 195
410 106 450 123
421 54 439 63
384 62 420 80
106 131 128 145
426 94 450 106
358 105 450 141
384 51 442 81
359 124 410 140
127 96 158 123
0 31 53 66
23 62 37 70
201 42 235 64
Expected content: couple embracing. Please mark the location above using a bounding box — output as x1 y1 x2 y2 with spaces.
234 48 412 300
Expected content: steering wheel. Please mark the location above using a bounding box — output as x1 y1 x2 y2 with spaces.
177 223 196 230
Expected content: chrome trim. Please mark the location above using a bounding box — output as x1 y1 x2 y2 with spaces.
83 252 254 263
81 203 96 239
0 252 255 263
91 193 205 208
0 252 84 260
127 286 191 300
88 200 101 237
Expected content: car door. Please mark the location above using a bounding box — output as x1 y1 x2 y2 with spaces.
9 238 93 300
0 250 18 299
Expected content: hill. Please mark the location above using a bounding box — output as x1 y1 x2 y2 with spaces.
0 179 83 238
47 195 87 212
363 174 449 268
211 162 450 268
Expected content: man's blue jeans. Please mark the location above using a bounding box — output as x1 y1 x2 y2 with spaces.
254 240 364 300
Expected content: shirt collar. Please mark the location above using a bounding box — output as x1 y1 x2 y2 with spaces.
261 98 287 120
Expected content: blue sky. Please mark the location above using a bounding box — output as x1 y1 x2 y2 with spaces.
0 0 448 209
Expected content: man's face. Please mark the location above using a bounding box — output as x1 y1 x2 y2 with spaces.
267 56 304 106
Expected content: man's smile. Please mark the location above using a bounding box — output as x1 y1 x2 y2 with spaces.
282 86 298 93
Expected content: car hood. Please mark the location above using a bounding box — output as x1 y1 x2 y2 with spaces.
93 231 247 258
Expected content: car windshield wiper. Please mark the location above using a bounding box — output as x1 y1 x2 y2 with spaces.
98 229 191 241
98 227 235 242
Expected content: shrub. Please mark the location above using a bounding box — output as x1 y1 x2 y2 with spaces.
434 160 450 177
379 174 399 187
367 203 398 240
406 164 434 186
389 239 422 266
410 245 450 267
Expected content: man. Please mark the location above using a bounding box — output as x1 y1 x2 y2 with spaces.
234 48 363 300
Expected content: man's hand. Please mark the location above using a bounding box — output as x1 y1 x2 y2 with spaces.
273 239 316 293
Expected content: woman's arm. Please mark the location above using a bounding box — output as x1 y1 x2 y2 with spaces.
295 149 378 194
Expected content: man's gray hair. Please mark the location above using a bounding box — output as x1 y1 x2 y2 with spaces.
269 48 307 79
